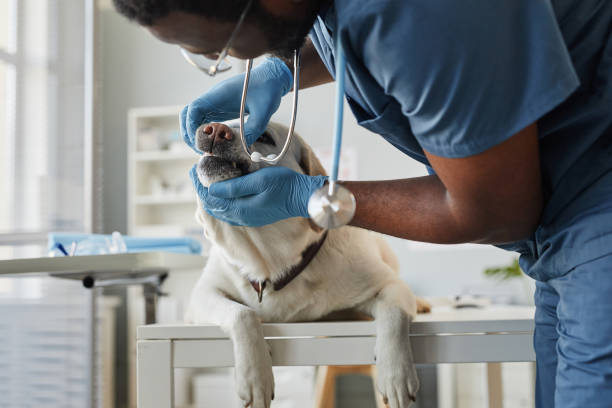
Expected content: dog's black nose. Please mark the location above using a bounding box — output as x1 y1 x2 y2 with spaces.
196 122 234 152
207 123 233 142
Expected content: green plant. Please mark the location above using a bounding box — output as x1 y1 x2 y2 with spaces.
484 258 522 280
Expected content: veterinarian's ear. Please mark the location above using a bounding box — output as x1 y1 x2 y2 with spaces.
299 137 328 177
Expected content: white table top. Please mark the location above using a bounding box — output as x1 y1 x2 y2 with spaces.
138 305 535 340
0 252 206 280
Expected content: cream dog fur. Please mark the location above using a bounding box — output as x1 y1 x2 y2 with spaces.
185 120 429 408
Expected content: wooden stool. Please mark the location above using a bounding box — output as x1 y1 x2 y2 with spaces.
314 365 386 408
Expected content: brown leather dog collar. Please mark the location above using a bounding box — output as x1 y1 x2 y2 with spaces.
249 231 328 303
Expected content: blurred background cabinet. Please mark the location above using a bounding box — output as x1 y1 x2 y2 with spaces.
127 106 202 241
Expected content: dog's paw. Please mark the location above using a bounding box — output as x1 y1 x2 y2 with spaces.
416 297 431 313
234 338 274 408
375 339 419 408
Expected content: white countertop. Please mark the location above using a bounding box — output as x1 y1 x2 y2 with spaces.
0 252 206 280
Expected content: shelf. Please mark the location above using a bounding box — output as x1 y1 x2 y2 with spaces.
133 223 202 230
135 195 195 205
128 105 184 119
131 224 204 237
129 106 206 236
133 150 197 162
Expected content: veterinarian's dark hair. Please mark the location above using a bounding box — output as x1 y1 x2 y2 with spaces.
112 0 249 25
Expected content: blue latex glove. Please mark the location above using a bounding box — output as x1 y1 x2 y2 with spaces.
181 58 293 153
189 165 327 227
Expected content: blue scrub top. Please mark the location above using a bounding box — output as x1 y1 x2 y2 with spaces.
309 0 612 281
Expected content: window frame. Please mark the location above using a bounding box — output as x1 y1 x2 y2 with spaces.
0 0 98 250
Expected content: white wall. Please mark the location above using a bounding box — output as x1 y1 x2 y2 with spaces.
100 8 522 299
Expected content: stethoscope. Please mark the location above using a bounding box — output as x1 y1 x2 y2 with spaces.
239 41 356 229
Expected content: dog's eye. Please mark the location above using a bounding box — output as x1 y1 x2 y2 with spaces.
258 131 276 146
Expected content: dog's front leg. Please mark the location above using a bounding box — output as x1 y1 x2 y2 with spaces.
187 289 274 408
362 282 419 408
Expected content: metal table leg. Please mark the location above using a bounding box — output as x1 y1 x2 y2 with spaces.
82 272 168 324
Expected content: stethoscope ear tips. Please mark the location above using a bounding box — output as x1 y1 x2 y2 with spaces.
240 50 300 165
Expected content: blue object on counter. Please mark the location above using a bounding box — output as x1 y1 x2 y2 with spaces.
48 233 202 256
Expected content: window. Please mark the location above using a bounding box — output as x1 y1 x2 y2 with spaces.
0 5 102 406
0 0 88 259
0 0 17 260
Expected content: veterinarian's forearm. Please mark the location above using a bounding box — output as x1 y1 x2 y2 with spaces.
281 39 333 90
342 176 536 245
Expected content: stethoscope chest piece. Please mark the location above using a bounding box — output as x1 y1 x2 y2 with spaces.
308 182 356 229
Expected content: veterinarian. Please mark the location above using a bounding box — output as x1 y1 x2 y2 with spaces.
112 1 612 407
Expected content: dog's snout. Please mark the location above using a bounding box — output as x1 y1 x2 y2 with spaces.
196 122 234 152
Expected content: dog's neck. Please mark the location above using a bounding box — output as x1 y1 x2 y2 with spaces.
249 230 328 302
199 209 325 283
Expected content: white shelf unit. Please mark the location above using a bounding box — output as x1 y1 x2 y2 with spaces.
127 106 203 239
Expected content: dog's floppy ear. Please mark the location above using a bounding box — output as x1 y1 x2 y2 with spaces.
299 138 328 177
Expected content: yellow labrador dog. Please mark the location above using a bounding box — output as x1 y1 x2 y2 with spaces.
185 120 429 408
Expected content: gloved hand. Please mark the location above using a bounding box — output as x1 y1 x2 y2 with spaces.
181 57 293 153
189 165 327 227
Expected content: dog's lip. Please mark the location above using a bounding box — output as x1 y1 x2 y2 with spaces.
201 154 239 169
199 153 249 174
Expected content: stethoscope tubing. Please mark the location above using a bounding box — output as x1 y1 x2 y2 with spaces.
329 41 346 195
239 49 301 164
235 41 354 228
306 37 356 229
